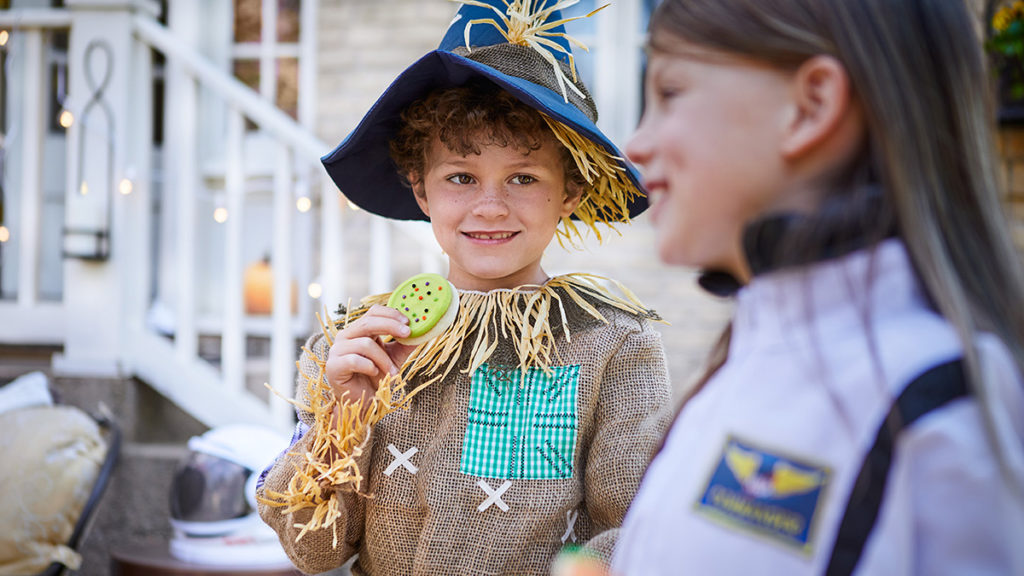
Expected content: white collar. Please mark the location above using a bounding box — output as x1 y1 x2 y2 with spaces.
731 239 931 357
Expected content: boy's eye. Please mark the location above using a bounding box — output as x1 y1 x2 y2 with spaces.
447 174 475 185
510 175 536 185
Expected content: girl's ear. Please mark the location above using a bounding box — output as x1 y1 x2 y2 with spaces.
781 55 859 161
410 176 430 217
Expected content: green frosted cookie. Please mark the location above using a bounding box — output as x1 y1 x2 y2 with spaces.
386 273 459 345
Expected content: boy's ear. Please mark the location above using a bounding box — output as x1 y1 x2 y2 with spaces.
410 176 430 217
560 183 583 218
781 55 859 161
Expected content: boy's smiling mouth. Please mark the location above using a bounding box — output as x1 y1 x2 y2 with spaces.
463 231 519 242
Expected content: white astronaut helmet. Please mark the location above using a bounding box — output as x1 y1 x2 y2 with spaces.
168 423 290 536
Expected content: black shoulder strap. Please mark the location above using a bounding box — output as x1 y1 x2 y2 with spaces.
825 359 968 576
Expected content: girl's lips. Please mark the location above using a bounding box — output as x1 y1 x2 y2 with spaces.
462 231 520 244
644 182 667 226
644 179 667 196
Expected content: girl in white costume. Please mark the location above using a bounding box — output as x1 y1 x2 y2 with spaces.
612 1 1024 575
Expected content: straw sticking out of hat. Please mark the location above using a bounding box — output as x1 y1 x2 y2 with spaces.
454 0 610 103
543 113 641 247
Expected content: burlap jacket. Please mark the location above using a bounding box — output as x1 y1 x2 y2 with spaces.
258 286 672 575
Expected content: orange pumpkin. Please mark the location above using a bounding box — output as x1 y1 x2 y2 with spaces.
243 257 297 315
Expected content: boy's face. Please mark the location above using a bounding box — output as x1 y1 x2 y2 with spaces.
413 136 580 291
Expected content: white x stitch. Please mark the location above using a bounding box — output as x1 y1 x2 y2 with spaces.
384 444 419 476
561 509 579 543
476 480 513 512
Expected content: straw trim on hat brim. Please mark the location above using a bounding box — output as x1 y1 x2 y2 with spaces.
320 49 648 222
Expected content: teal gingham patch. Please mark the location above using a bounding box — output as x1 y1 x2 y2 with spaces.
460 363 580 480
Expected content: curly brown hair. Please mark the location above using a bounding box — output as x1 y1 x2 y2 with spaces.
389 79 585 197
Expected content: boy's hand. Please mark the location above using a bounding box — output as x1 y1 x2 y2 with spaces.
325 305 416 410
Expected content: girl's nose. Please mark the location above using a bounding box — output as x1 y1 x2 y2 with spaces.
625 116 654 168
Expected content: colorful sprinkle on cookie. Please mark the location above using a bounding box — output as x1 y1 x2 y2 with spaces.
386 273 459 345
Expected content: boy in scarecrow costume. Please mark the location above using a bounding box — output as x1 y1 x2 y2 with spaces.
256 2 672 574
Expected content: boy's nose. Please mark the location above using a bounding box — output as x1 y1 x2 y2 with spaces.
472 185 510 218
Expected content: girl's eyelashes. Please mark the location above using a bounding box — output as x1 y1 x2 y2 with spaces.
641 83 682 112
658 89 678 101
447 173 475 185
646 64 686 105
655 85 684 103
510 174 537 185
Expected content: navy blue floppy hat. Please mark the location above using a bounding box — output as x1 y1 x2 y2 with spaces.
321 0 648 243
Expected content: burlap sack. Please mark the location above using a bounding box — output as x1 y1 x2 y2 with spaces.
258 278 672 575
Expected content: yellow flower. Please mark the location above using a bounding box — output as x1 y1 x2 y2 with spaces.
995 7 1013 31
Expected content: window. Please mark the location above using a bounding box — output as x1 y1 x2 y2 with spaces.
232 0 303 125
46 30 68 134
643 0 662 24
559 0 597 99
639 0 663 118
557 1 648 145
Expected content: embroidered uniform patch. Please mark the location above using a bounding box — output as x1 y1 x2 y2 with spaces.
696 437 830 553
460 363 580 480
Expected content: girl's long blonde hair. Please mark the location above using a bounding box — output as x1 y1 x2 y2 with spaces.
653 0 1024 458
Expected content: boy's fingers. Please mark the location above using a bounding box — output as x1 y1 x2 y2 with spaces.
366 304 410 323
327 354 380 384
384 340 418 367
340 314 411 340
331 336 399 378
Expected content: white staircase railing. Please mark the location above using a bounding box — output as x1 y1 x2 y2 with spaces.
0 3 444 433
0 9 70 345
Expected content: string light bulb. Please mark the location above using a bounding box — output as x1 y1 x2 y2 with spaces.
118 178 133 196
79 182 89 196
58 109 74 128
296 196 312 213
0 31 9 47
213 207 229 223
0 226 10 243
307 282 323 299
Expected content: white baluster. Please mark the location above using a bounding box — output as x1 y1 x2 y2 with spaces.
174 72 199 363
298 0 318 130
222 108 246 394
294 166 314 333
370 219 392 294
122 36 154 332
270 144 294 428
17 29 43 308
320 174 345 314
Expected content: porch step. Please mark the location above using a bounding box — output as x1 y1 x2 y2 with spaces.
0 344 59 385
74 441 187 576
50 375 208 444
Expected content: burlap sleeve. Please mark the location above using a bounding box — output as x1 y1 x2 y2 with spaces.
581 320 673 562
256 331 373 575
